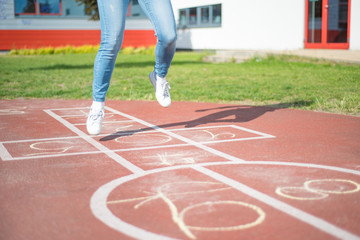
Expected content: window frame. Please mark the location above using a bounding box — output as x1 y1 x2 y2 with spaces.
14 0 37 16
39 0 62 16
178 4 222 29
14 0 63 17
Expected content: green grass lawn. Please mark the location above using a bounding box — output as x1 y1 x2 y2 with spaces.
1 52 359 115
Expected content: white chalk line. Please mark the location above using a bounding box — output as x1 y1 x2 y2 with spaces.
0 135 86 144
72 120 134 126
0 107 27 115
106 181 264 239
172 124 274 139
191 165 360 240
0 135 271 161
104 106 248 163
44 109 144 174
0 143 13 160
46 107 89 111
275 179 360 201
91 161 360 240
100 106 360 239
29 106 360 239
0 124 270 144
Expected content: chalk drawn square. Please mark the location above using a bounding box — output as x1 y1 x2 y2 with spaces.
50 108 90 117
170 125 274 143
49 108 129 125
119 146 228 170
70 120 148 136
3 138 98 160
96 131 184 151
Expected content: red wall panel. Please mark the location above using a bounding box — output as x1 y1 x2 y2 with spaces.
0 29 157 50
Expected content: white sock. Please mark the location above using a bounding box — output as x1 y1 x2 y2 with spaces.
91 101 104 110
156 74 166 82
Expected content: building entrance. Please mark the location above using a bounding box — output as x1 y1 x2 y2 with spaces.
305 0 350 49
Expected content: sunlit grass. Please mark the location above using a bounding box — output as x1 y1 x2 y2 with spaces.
0 52 359 115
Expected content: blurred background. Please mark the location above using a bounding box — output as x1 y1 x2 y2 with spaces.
1 0 359 51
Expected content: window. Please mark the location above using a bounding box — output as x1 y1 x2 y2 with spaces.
127 0 146 18
39 0 61 15
201 7 209 24
188 7 197 25
212 4 221 25
15 0 62 15
14 0 91 17
15 0 36 15
178 4 221 28
179 9 187 26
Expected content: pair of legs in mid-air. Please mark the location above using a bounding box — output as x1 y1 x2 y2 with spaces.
87 0 177 135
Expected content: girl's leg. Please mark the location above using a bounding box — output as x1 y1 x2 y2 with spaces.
88 0 128 135
92 0 129 102
138 0 177 78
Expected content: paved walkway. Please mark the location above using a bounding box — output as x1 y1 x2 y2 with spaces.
205 49 360 64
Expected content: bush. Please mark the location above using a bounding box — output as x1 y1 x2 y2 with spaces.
9 45 156 56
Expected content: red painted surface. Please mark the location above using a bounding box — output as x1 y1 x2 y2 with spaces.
0 99 359 240
305 0 351 49
0 29 157 50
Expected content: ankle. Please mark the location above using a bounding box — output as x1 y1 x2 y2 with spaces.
156 74 166 81
91 101 104 110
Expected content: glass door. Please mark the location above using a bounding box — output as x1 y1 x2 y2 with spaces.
305 0 350 49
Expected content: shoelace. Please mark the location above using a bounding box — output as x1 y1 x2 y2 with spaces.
162 81 171 97
89 109 104 122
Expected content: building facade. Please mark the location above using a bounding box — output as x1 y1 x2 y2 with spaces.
172 0 360 50
1 0 359 50
0 0 155 49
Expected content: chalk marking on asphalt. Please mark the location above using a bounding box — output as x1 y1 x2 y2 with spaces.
151 152 197 166
107 181 231 205
9 150 107 160
91 172 178 240
25 140 73 156
46 107 89 111
181 200 266 232
0 143 13 160
92 161 360 240
0 107 27 115
108 181 264 239
276 179 360 200
1 143 194 161
200 161 360 176
44 109 144 174
191 165 360 240
0 135 83 144
72 120 134 126
204 129 236 140
105 106 249 163
305 179 360 194
0 124 268 143
0 135 271 161
169 124 275 139
42 107 359 239
275 186 329 200
230 125 275 138
60 109 88 118
115 133 173 146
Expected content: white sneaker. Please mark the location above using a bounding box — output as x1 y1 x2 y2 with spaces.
149 71 171 108
86 107 104 135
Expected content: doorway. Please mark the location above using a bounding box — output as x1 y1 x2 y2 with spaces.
305 0 351 49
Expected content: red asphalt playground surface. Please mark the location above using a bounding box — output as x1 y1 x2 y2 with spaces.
0 99 359 240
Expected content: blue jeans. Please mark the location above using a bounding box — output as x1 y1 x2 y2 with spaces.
92 0 177 102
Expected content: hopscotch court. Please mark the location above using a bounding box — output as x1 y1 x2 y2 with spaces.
0 99 359 240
